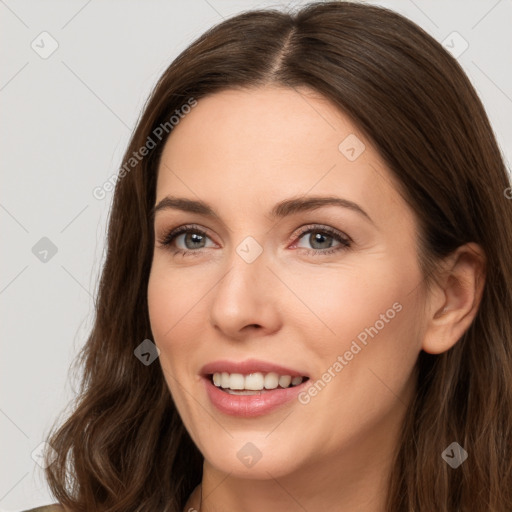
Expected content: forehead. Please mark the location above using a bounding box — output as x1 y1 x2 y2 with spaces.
159 85 361 175
155 86 411 228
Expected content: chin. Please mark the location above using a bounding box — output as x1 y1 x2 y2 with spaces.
197 432 310 479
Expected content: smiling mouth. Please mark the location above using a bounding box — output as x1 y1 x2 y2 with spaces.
208 372 310 395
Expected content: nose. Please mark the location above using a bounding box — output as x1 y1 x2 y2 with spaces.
209 244 281 341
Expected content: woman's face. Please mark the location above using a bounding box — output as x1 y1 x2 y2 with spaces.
148 85 428 481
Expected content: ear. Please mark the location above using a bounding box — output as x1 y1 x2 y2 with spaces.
422 242 486 355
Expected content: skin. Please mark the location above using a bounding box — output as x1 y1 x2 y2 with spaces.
147 85 486 512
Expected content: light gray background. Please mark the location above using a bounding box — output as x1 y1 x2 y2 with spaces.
1 0 511 510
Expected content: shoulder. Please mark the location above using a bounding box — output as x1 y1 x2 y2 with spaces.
21 505 66 512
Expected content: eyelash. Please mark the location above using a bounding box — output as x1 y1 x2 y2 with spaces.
157 223 352 258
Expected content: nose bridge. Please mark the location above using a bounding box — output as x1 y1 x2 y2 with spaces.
209 233 280 336
216 234 269 306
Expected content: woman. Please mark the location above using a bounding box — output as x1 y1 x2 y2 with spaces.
27 1 512 511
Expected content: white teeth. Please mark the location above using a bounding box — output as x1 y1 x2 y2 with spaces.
264 372 279 390
245 372 264 390
221 372 230 388
278 375 292 388
211 371 306 391
225 389 262 395
229 373 245 390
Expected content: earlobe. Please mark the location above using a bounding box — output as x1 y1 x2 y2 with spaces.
421 243 486 355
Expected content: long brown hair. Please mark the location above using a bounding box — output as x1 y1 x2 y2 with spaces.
43 2 512 510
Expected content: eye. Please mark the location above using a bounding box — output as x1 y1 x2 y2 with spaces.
157 223 352 258
157 224 215 256
292 225 352 256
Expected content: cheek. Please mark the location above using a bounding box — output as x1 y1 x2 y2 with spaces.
147 268 173 344
279 262 406 348
147 267 206 418
295 271 422 447
148 257 205 333
147 265 202 366
279 252 424 401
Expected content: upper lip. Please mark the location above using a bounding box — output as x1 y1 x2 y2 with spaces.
200 358 309 378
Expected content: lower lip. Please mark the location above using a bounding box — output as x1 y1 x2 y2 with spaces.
202 376 310 417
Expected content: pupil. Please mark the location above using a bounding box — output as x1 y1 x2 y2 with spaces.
311 232 331 249
186 233 204 249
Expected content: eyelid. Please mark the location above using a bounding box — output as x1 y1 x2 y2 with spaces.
157 222 352 258
288 223 352 248
158 223 350 245
157 223 217 247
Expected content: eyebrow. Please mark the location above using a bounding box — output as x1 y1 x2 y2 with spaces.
150 196 375 224
150 195 374 224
